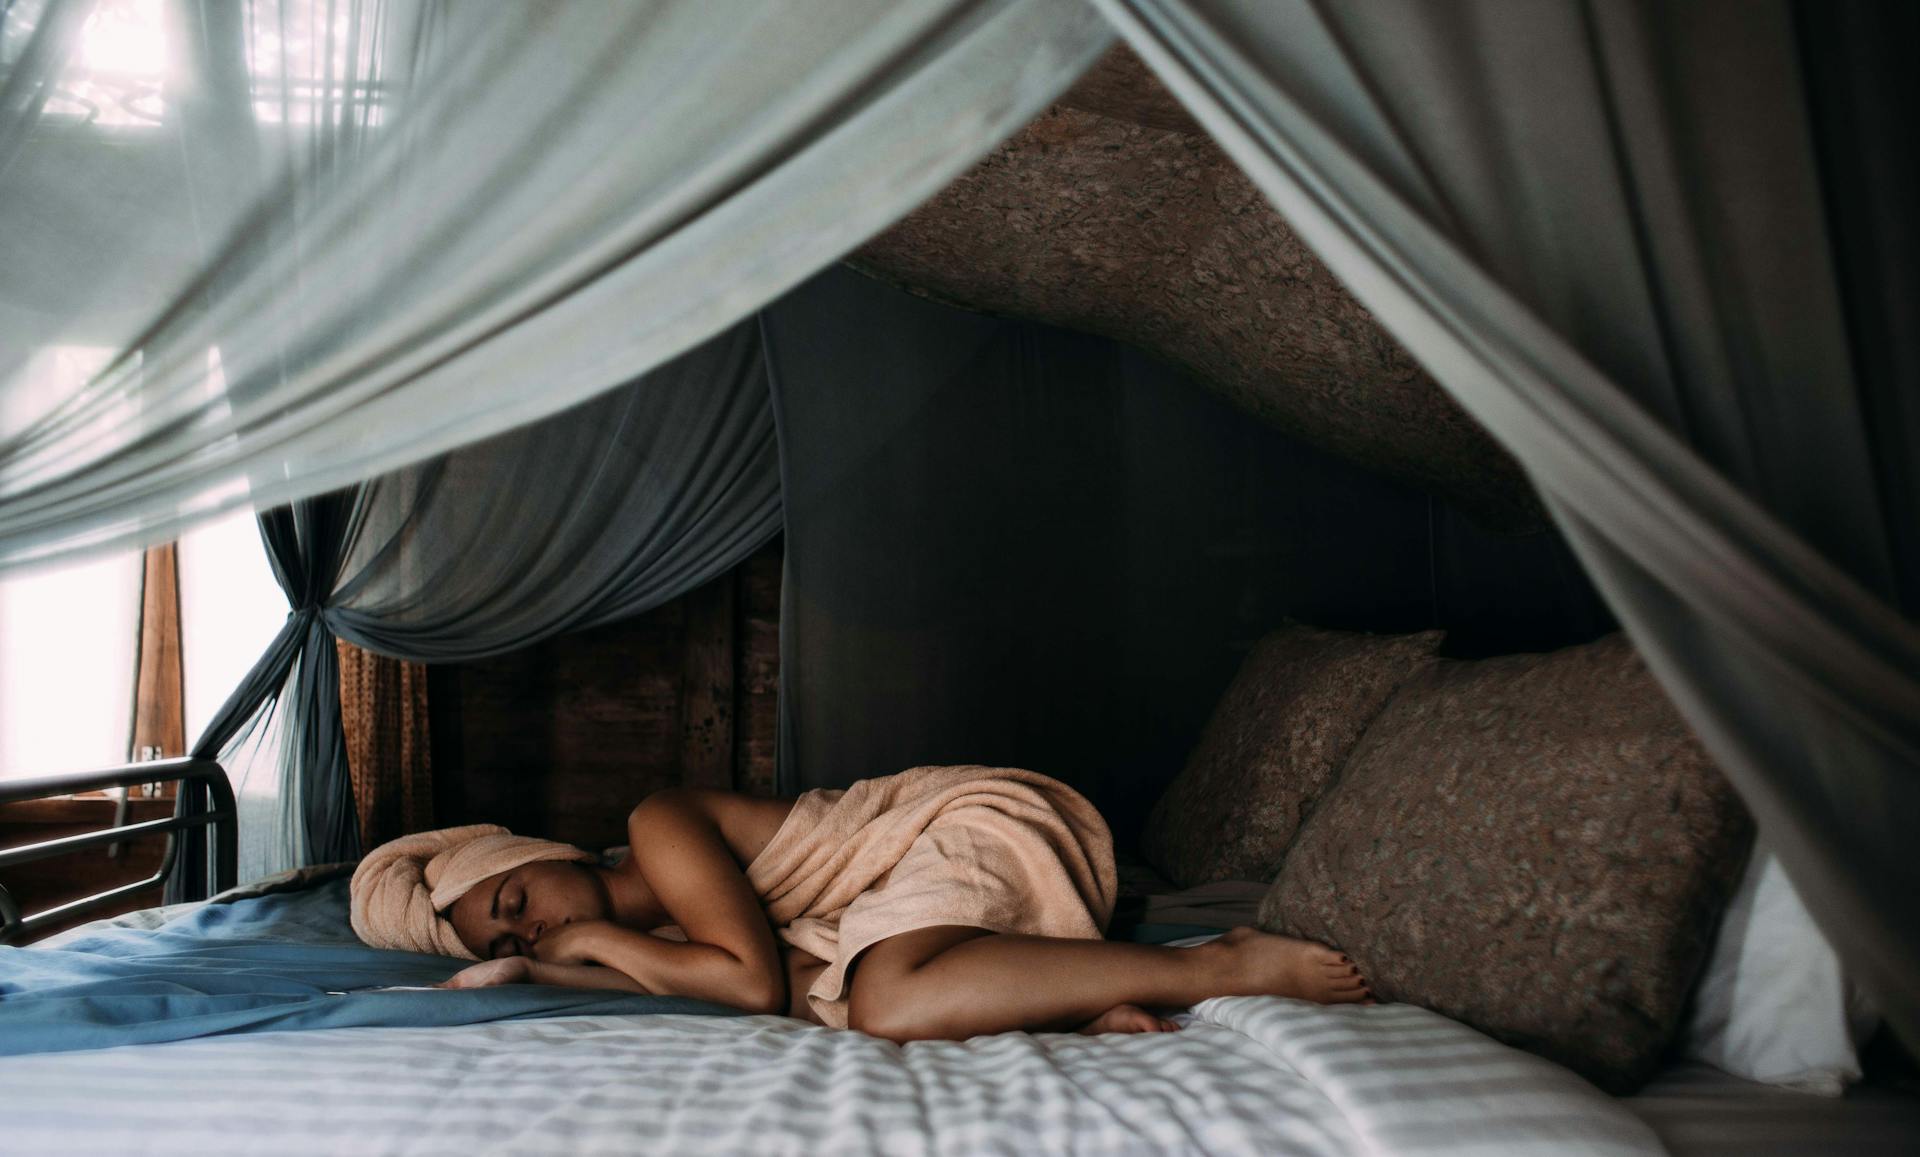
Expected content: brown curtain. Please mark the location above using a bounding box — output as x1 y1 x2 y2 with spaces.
336 640 433 851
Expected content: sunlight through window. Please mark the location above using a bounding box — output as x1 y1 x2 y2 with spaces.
45 0 167 127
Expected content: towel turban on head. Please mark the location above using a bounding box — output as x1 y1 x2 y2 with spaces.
348 824 596 959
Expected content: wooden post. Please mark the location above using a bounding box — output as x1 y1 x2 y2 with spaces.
131 544 185 761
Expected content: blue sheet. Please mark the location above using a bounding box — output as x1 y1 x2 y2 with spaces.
0 878 742 1056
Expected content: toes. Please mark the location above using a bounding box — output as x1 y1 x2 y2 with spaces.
1322 966 1365 989
1322 969 1374 1003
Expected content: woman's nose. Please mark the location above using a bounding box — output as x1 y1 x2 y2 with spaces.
527 920 546 945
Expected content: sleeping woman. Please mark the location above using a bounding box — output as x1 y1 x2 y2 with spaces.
348 764 1370 1041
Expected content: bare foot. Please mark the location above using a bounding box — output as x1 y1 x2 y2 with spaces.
1207 926 1372 1005
1077 1003 1180 1035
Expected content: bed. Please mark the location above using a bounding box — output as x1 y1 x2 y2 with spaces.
5 779 1916 1157
0 878 1661 1157
9 1021 1914 1157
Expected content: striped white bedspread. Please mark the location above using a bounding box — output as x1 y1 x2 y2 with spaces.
0 997 1662 1156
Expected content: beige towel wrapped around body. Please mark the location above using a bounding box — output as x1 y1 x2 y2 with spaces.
745 765 1117 1028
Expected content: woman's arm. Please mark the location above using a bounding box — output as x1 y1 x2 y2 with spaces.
527 960 647 992
442 955 649 993
530 919 781 1010
453 925 817 1017
537 789 787 1013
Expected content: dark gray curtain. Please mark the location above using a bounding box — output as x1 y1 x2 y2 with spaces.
767 266 1609 847
1094 0 1920 1046
177 320 779 891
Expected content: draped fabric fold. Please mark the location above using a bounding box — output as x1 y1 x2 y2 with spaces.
325 326 783 663
188 496 358 875
0 0 1113 572
177 322 783 885
1091 0 1919 1046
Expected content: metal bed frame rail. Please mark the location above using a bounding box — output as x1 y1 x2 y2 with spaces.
0 757 238 945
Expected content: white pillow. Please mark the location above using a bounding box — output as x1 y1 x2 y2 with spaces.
1680 846 1879 1095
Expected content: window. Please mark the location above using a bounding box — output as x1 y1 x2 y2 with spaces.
179 507 291 746
244 0 391 126
0 345 144 782
0 549 142 779
36 0 168 128
0 0 365 783
7 0 389 131
0 506 287 783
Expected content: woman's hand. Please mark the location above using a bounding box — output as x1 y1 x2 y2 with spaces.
441 956 531 989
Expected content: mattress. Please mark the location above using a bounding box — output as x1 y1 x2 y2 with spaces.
0 997 1666 1156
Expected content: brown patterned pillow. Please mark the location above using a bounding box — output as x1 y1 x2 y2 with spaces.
1142 625 1443 887
1258 633 1754 1093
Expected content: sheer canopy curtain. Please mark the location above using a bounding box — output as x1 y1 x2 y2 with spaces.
0 0 1113 573
2 0 1109 880
1093 0 1920 1047
15 0 1909 1052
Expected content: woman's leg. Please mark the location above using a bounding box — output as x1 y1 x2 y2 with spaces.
845 925 1369 1043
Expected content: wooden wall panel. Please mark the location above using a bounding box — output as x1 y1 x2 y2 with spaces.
430 538 784 850
735 544 783 798
678 575 737 790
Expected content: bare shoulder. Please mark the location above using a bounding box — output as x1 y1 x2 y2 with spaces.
628 787 795 869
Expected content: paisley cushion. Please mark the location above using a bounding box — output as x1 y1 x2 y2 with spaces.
1259 633 1754 1093
1142 625 1442 887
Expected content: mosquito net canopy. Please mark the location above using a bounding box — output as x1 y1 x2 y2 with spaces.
1 0 1913 1049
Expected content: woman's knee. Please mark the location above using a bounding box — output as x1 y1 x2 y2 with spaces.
846 965 951 1042
843 927 993 1042
848 997 964 1042
846 977 913 1041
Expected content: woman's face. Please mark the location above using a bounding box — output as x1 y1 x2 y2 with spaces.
445 860 612 959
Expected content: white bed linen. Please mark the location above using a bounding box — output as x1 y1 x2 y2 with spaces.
1679 850 1878 1094
0 997 1659 1156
